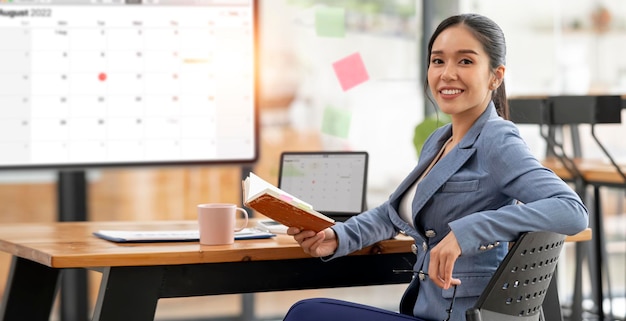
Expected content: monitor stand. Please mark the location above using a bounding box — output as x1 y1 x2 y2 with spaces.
57 170 89 321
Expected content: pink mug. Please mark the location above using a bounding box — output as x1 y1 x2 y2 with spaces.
197 203 248 245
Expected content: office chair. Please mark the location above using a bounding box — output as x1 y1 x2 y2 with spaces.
465 231 566 321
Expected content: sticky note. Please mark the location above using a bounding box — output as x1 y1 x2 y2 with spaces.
332 52 369 91
296 202 313 210
321 106 352 138
315 6 345 37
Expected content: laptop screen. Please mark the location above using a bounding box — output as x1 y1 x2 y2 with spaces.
278 151 368 220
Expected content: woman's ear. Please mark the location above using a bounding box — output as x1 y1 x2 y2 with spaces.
493 65 506 88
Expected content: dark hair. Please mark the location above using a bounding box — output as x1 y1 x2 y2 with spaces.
425 13 509 120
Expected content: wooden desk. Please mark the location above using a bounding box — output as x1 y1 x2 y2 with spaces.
0 220 414 321
543 158 626 186
0 221 591 321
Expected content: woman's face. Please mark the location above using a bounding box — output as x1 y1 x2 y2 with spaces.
427 25 504 120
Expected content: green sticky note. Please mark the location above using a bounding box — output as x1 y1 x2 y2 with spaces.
315 6 345 38
321 106 351 138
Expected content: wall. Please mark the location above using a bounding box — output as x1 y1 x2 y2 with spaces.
462 0 626 161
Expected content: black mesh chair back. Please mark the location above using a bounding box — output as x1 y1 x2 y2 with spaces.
465 231 566 321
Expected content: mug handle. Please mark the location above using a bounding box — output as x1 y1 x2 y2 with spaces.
234 207 249 232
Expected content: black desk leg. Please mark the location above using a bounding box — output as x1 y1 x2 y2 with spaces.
544 269 563 321
592 186 609 321
570 178 587 321
61 269 89 321
0 257 59 321
571 242 585 321
241 293 256 321
57 170 89 321
92 266 164 321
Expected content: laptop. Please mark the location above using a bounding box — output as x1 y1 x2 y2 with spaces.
277 151 369 222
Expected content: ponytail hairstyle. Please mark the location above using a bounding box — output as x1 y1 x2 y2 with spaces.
426 13 509 120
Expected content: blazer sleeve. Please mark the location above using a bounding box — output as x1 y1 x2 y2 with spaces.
325 201 399 259
449 120 589 257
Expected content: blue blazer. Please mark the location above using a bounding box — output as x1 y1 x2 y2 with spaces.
328 104 588 321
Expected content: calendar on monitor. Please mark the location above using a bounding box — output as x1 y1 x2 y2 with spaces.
0 0 257 169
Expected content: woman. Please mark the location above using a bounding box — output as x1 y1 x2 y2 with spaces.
283 13 588 321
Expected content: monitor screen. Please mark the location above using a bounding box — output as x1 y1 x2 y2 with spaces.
278 151 368 219
0 0 257 169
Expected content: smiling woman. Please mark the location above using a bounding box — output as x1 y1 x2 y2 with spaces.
426 15 508 124
282 13 588 321
428 28 503 115
425 22 506 155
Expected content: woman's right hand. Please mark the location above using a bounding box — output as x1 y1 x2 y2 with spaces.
287 227 338 257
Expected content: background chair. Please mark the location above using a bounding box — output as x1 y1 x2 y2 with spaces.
465 231 566 321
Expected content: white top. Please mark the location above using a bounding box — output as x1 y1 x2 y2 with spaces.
399 137 453 227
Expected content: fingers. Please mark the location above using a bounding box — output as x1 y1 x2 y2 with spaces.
286 226 301 236
301 231 325 248
428 242 451 289
290 228 325 256
428 250 445 289
306 231 327 253
289 228 338 258
441 251 456 288
291 229 317 244
428 257 439 287
429 253 456 289
428 231 462 289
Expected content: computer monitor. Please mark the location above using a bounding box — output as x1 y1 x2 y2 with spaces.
278 151 368 221
0 0 258 170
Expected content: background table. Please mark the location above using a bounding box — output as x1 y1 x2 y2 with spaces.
543 158 626 186
543 158 625 321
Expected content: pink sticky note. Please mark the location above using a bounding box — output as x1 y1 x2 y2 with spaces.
332 52 369 91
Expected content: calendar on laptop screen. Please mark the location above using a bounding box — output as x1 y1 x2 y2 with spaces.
278 152 369 219
0 0 257 169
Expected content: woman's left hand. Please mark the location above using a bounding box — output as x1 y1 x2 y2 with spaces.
428 231 462 289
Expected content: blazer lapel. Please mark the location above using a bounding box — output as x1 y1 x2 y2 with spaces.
391 126 452 205
410 105 499 217
411 148 475 215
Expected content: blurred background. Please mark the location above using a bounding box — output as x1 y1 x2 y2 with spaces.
0 0 624 320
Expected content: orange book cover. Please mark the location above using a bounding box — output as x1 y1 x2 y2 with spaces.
243 173 335 232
